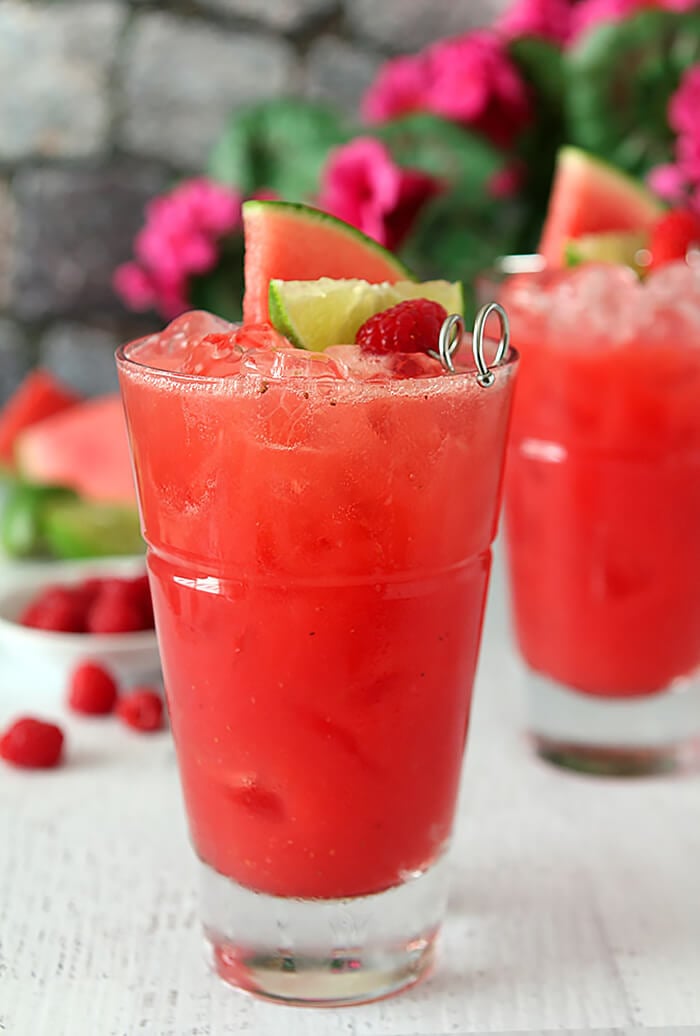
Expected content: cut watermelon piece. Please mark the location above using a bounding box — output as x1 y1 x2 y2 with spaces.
242 201 413 324
0 370 79 467
15 395 136 506
539 148 663 268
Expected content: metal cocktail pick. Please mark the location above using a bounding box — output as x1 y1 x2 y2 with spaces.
430 302 510 386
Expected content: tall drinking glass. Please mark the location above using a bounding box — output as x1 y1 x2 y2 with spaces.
117 309 517 1005
481 256 700 776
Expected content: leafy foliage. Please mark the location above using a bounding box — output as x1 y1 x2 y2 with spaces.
208 99 350 201
565 9 700 178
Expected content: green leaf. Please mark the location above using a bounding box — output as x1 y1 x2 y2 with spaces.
565 9 700 177
509 37 566 250
208 99 350 201
399 189 525 319
190 233 244 323
509 37 565 112
376 114 504 195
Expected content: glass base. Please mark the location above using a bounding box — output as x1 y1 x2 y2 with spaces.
200 853 449 1006
525 667 700 777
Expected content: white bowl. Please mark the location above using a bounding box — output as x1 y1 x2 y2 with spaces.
0 556 161 708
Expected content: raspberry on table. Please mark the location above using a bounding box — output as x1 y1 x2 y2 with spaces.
355 298 448 356
20 586 86 633
116 688 164 733
86 583 148 634
0 716 64 768
68 661 119 715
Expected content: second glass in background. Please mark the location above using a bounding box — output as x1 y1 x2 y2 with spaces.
480 256 700 776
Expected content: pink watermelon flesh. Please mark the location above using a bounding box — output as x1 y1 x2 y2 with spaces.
539 148 663 267
0 369 80 467
16 395 136 505
242 201 411 324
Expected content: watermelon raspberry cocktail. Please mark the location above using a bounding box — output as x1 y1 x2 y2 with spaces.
116 203 517 1006
488 150 700 775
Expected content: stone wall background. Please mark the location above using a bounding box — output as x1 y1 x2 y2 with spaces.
0 0 508 402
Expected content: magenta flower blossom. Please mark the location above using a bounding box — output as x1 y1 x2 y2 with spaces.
669 64 700 140
426 32 532 147
115 177 242 320
317 137 441 251
497 0 573 44
648 64 700 214
362 32 531 149
362 54 432 123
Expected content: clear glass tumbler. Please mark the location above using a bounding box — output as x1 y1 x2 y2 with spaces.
117 312 517 1005
480 256 700 777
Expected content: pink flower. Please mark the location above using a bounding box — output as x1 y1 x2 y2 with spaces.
647 163 687 204
498 0 573 44
317 137 441 251
362 32 532 149
115 178 242 320
669 65 700 138
426 33 532 147
648 63 700 216
362 54 432 123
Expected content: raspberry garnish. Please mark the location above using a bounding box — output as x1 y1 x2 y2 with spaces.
648 209 700 271
116 688 164 733
0 717 64 768
355 298 448 356
68 661 119 715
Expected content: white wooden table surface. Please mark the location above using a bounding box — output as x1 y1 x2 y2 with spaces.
1 554 699 1036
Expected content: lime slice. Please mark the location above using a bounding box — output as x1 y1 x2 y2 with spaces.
41 500 144 560
269 278 464 351
1 483 77 559
564 231 650 274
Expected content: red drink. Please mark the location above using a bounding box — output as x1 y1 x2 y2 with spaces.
498 261 700 772
117 311 516 1002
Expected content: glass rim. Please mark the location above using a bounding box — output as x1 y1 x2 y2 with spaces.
115 336 519 390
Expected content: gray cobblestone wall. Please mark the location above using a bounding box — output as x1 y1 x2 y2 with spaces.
0 0 507 402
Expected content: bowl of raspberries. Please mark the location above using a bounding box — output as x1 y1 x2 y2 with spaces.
0 558 161 704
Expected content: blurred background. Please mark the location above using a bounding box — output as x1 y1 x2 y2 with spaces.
0 0 509 404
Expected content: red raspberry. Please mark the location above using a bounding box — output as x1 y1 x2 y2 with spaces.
86 581 146 634
116 688 164 733
648 209 700 271
20 586 85 633
0 717 64 768
355 299 448 356
67 661 119 715
127 574 155 629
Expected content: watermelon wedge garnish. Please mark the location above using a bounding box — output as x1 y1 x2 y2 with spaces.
15 395 136 506
0 370 79 467
242 201 413 324
539 148 663 268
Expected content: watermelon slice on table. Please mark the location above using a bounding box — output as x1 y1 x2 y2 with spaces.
0 370 79 467
15 395 136 506
242 201 413 324
539 148 663 268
